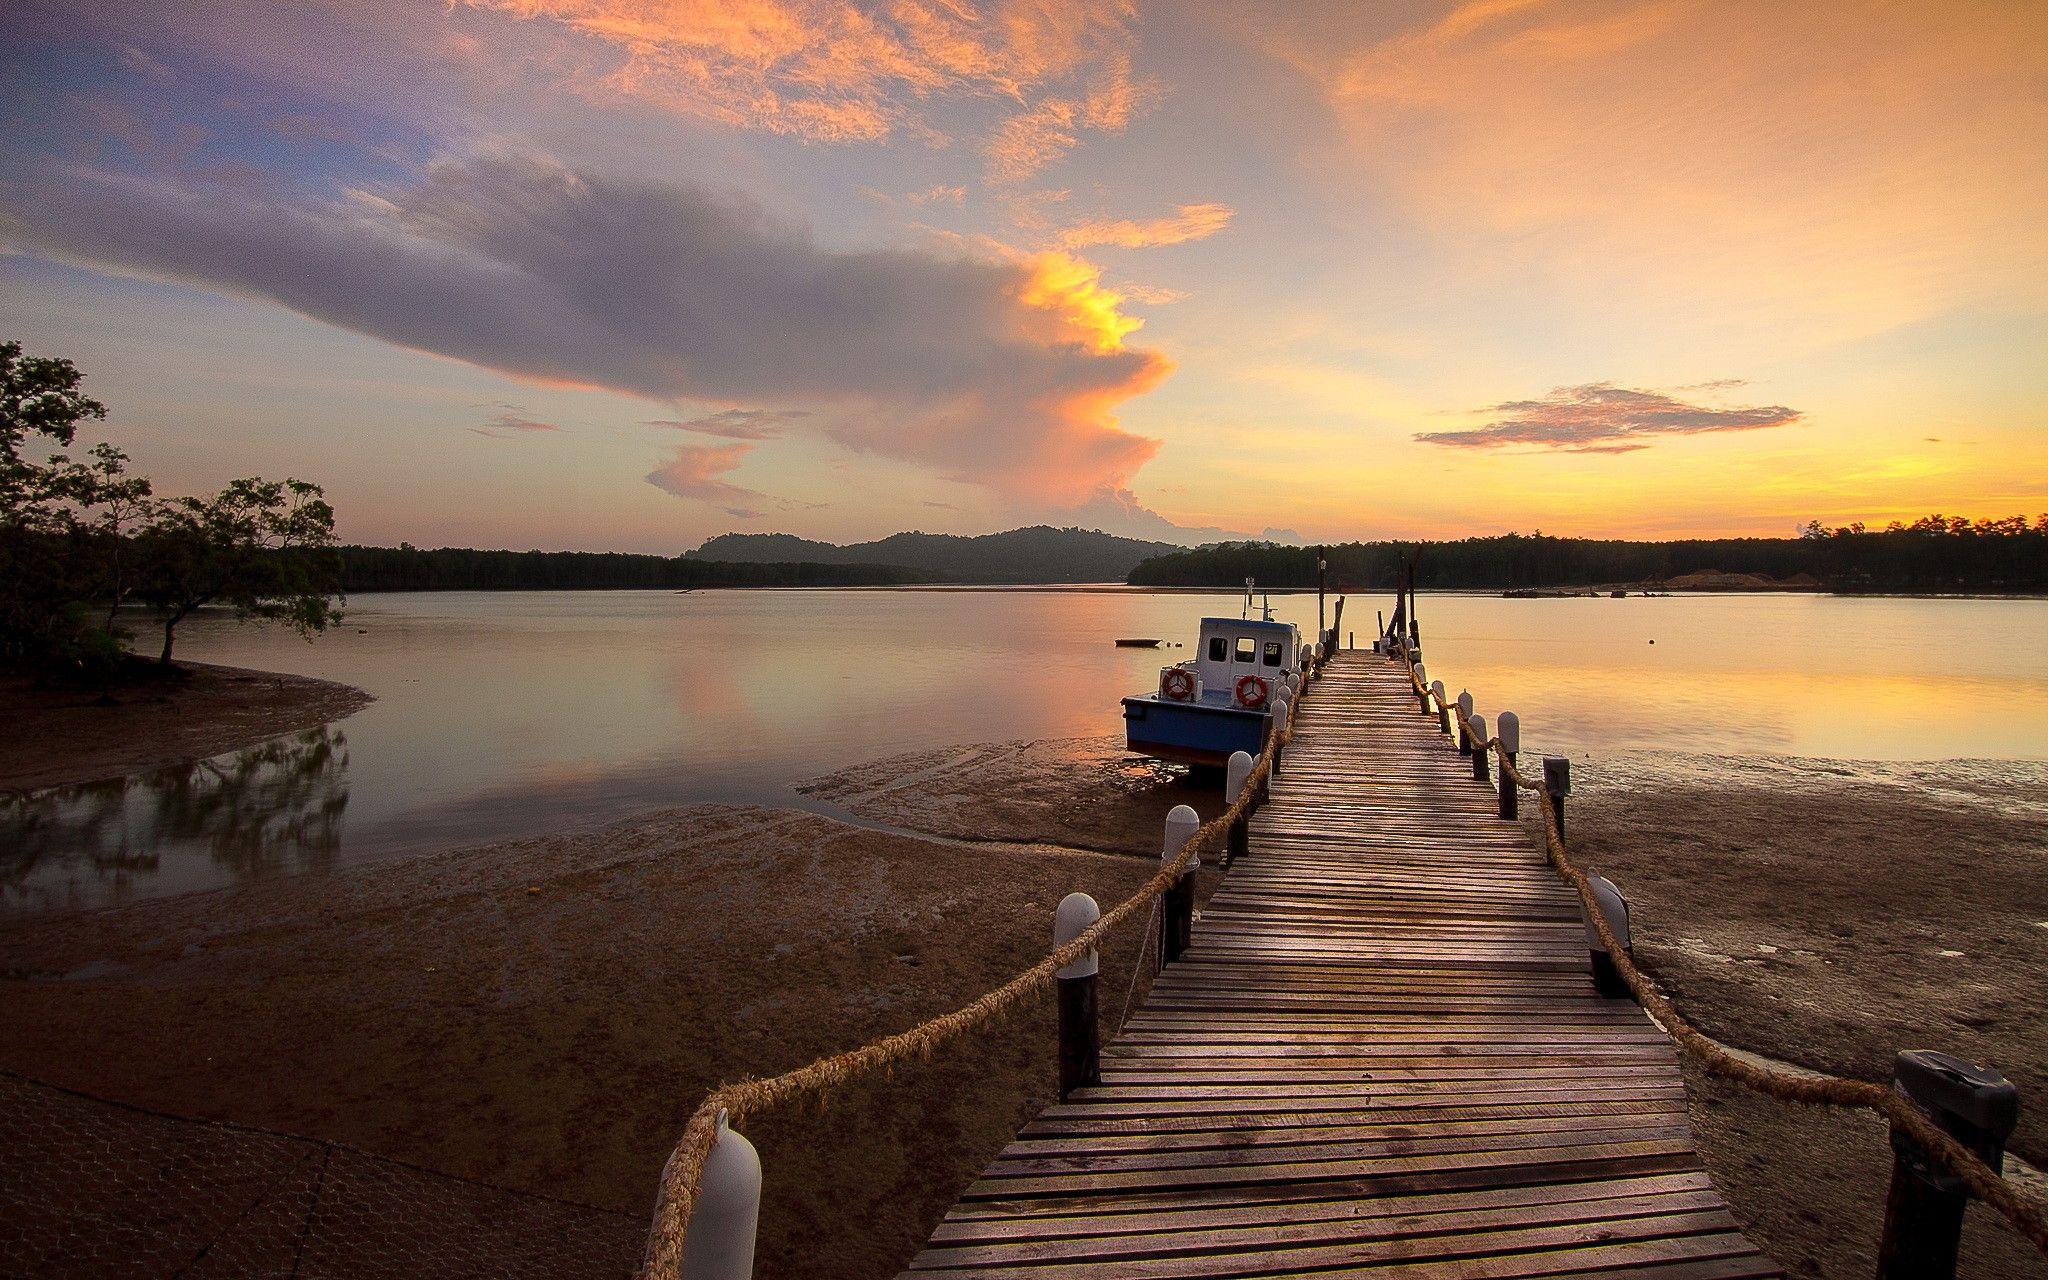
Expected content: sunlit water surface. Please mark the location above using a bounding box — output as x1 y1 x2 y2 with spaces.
6 589 2045 918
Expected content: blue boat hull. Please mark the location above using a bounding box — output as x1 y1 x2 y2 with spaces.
1122 695 1270 767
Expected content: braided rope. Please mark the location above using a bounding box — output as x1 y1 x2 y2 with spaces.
1383 643 2048 1254
638 669 1307 1277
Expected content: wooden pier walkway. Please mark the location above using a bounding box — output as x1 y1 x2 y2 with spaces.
900 653 1779 1279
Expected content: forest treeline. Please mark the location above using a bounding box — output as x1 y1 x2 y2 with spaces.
337 545 933 592
1125 517 2048 594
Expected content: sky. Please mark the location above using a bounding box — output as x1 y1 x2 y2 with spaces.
2 0 2044 552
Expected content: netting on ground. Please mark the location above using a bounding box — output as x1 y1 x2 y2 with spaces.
0 1072 641 1279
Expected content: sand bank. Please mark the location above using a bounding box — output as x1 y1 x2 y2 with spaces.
0 661 373 793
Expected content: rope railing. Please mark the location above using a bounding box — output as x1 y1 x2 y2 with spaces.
637 649 1321 1278
1382 636 2048 1256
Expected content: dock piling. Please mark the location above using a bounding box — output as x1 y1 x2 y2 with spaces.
1225 750 1255 862
1456 691 1475 754
1160 806 1200 966
679 1111 760 1280
1053 893 1102 1100
1877 1050 2020 1280
1469 714 1489 782
1497 712 1520 819
1430 680 1451 735
1581 874 1632 997
1543 756 1571 839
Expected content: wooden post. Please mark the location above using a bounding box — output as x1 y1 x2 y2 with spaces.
1430 680 1451 735
1496 712 1520 819
1316 545 1327 641
1877 1050 2020 1280
1053 893 1101 1100
1456 691 1475 754
1226 750 1255 862
1269 692 1291 775
1414 664 1431 714
1469 714 1490 782
1160 806 1199 966
1581 873 1631 998
1543 755 1571 840
679 1110 761 1280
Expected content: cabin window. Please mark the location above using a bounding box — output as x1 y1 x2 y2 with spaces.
1234 636 1256 663
1263 641 1283 667
1208 637 1228 662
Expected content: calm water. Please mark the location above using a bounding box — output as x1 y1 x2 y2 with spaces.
6 589 2046 918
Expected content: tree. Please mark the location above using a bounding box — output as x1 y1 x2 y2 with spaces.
1 340 117 672
137 478 344 665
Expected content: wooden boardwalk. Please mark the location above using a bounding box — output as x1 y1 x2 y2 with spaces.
901 654 1779 1279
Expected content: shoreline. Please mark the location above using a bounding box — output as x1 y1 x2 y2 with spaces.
2 737 2042 1277
0 660 374 794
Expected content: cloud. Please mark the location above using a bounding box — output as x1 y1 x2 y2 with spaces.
1057 202 1234 250
3 154 1170 501
1415 382 1803 454
905 184 966 206
1116 283 1190 305
470 404 563 438
468 0 1145 177
647 408 809 440
645 441 765 518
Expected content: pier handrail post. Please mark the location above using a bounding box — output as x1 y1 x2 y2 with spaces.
1469 714 1489 783
1053 893 1102 1100
1456 691 1475 754
1876 1050 2020 1280
1581 874 1631 998
1269 692 1291 775
1543 756 1571 839
1496 712 1520 819
1430 680 1451 736
1225 751 1255 862
1414 664 1431 714
678 1110 761 1280
1160 806 1200 967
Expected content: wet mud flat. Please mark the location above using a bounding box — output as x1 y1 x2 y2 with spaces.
0 661 371 793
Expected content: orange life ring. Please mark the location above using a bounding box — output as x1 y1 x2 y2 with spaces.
1235 674 1269 709
1160 668 1195 701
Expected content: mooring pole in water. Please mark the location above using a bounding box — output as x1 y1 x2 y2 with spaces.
1160 806 1199 967
1456 691 1475 754
1317 545 1327 640
1543 755 1571 839
1581 874 1631 998
1226 750 1255 862
1469 714 1490 783
1496 712 1520 820
1877 1051 2020 1280
1430 681 1451 736
1053 892 1101 1100
679 1111 760 1280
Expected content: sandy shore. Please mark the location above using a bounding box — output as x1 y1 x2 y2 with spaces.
3 734 2043 1277
0 661 373 793
1562 751 2048 1278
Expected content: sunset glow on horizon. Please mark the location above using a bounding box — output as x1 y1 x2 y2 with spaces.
3 0 2044 551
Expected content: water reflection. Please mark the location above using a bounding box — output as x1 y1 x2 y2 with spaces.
1 726 350 917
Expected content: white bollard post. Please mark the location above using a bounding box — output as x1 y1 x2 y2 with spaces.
1225 750 1255 860
1429 680 1450 734
1456 690 1475 754
1582 874 1632 998
680 1111 761 1280
1053 892 1100 1097
1469 713 1489 782
1161 806 1200 965
1496 711 1521 819
1414 663 1431 713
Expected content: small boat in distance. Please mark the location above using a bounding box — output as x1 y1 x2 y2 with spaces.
1123 590 1301 768
1114 637 1163 648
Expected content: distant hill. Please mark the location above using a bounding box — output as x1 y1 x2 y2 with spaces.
688 525 1179 583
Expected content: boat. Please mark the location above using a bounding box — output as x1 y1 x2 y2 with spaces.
1114 637 1163 648
1122 597 1301 768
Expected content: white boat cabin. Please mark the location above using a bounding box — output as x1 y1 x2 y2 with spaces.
1195 617 1300 694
